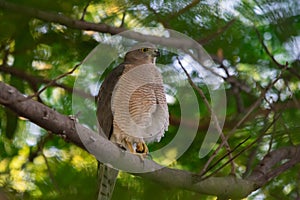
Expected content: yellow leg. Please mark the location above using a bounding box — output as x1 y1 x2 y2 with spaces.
124 139 135 153
135 142 149 160
136 142 148 154
122 137 149 159
123 139 148 159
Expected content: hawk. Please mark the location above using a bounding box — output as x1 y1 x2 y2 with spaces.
96 43 169 200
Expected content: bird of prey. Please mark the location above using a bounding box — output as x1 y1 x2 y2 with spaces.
96 43 169 200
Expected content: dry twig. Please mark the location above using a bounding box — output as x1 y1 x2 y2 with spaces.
176 57 236 175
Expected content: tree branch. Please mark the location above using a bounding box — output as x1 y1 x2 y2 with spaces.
247 145 300 186
80 0 92 21
26 62 82 100
168 0 200 19
176 57 236 175
1 63 298 135
255 27 300 80
0 81 256 198
0 0 125 35
198 19 237 45
0 64 93 99
0 0 230 85
143 0 200 28
0 0 227 57
1 80 300 198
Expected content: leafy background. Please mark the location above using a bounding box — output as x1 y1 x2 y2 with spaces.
0 0 300 199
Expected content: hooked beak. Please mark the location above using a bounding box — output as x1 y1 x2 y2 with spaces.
153 49 160 57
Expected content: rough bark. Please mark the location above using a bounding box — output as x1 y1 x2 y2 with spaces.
2 81 300 198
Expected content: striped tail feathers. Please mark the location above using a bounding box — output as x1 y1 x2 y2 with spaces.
97 163 119 200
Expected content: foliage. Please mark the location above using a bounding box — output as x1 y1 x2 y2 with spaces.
0 0 300 199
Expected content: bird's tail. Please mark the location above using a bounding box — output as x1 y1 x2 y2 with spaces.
97 163 119 200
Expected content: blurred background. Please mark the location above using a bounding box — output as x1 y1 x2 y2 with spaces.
0 0 299 199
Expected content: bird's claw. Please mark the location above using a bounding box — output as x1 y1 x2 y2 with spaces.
123 139 149 160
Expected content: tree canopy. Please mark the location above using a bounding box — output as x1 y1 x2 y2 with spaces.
0 0 300 199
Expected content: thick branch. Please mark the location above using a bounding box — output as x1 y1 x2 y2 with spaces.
0 81 257 198
247 145 300 186
0 81 85 148
1 80 299 197
0 0 224 62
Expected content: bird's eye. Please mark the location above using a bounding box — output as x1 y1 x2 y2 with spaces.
140 48 149 52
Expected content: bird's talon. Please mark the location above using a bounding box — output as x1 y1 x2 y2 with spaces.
134 142 149 160
136 142 148 154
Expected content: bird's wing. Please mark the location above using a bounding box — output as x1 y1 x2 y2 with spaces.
96 63 125 200
96 63 125 139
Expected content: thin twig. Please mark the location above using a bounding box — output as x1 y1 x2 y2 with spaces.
0 64 93 99
285 79 300 110
206 135 251 173
203 109 284 181
80 0 92 21
144 0 200 28
201 137 254 181
176 57 236 175
168 0 200 20
198 19 237 45
202 65 288 177
28 133 53 162
255 27 285 68
255 27 300 80
217 60 248 112
242 130 264 178
143 2 169 28
1 42 10 65
267 114 275 154
23 133 61 193
42 152 62 194
120 11 126 28
25 62 82 100
230 65 286 133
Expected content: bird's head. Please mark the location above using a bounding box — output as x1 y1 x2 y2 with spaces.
124 43 160 64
